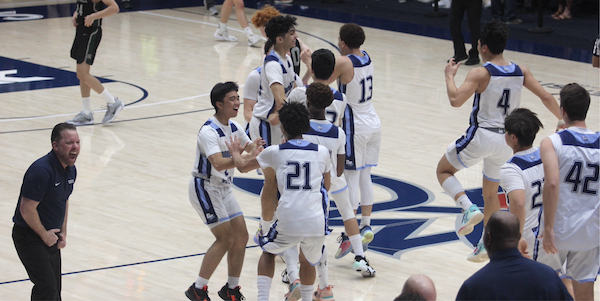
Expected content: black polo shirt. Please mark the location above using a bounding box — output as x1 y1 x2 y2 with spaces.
13 150 77 230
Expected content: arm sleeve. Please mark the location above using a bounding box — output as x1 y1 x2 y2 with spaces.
265 61 284 87
199 128 221 157
499 163 524 194
243 69 261 101
21 166 51 202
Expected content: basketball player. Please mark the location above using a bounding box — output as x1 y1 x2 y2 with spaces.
252 101 331 301
499 108 546 258
328 23 379 251
287 49 373 269
540 83 599 301
213 0 262 47
249 15 303 147
435 20 562 262
67 0 123 126
185 82 263 301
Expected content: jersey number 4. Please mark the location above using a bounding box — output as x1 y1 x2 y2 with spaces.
497 89 511 115
286 161 312 190
565 161 599 195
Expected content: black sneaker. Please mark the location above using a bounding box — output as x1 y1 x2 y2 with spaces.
185 284 211 301
448 54 468 63
218 284 245 301
464 55 480 65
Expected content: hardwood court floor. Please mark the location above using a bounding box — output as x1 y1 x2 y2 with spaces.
0 1 598 300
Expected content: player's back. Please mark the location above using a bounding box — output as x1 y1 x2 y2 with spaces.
550 128 599 250
473 62 524 128
501 147 544 250
339 51 380 134
260 140 331 237
254 52 298 120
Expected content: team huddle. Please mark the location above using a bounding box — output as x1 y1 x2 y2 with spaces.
184 6 598 301
9 2 597 301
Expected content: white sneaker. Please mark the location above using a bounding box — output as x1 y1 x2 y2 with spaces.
353 256 376 277
66 111 94 126
247 33 263 47
214 28 238 42
467 241 489 262
102 98 124 124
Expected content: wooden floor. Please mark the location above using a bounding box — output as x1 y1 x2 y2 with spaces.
0 1 598 300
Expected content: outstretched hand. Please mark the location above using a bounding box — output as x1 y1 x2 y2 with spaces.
226 135 249 155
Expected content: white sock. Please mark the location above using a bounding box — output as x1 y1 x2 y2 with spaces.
316 246 328 290
100 89 115 104
300 284 314 301
219 22 228 31
360 216 371 228
257 275 272 301
243 26 253 36
457 194 473 211
349 234 363 256
228 276 239 289
283 248 299 283
195 276 209 289
81 97 92 114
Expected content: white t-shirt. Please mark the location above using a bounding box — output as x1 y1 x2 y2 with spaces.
256 139 331 236
243 67 261 101
192 117 250 186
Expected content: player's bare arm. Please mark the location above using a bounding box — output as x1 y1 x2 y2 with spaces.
540 137 560 254
84 0 119 27
445 61 488 107
521 65 563 129
328 56 353 85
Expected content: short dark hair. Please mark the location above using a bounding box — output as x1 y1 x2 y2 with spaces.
265 15 297 45
484 211 521 255
394 292 426 301
306 82 334 109
560 83 590 121
278 101 310 137
480 20 509 55
210 82 238 112
504 108 543 147
311 49 336 80
339 23 365 49
51 123 77 143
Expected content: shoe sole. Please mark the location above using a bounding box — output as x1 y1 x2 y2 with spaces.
457 211 483 236
286 285 301 301
313 292 335 301
102 103 124 124
214 33 238 42
467 250 489 263
334 241 352 259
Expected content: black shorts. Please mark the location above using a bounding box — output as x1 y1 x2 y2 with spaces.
70 26 102 65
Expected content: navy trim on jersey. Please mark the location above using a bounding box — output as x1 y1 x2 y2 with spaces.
194 178 218 224
204 120 225 137
483 62 523 77
197 154 212 179
258 220 279 248
306 122 339 138
279 140 319 151
532 208 543 261
509 150 542 170
331 88 344 102
343 105 357 170
558 130 600 149
259 119 273 147
456 125 478 154
347 50 372 67
469 92 482 127
265 53 287 74
230 122 238 133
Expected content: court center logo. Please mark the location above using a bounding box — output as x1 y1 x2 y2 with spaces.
233 174 488 260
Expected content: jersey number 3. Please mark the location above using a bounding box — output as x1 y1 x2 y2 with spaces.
359 76 373 103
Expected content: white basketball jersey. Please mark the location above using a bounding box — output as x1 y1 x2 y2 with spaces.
500 147 544 251
472 62 523 128
304 119 347 192
253 51 302 120
549 127 600 250
243 67 261 101
339 51 380 134
192 117 250 186
256 140 331 237
286 86 348 127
